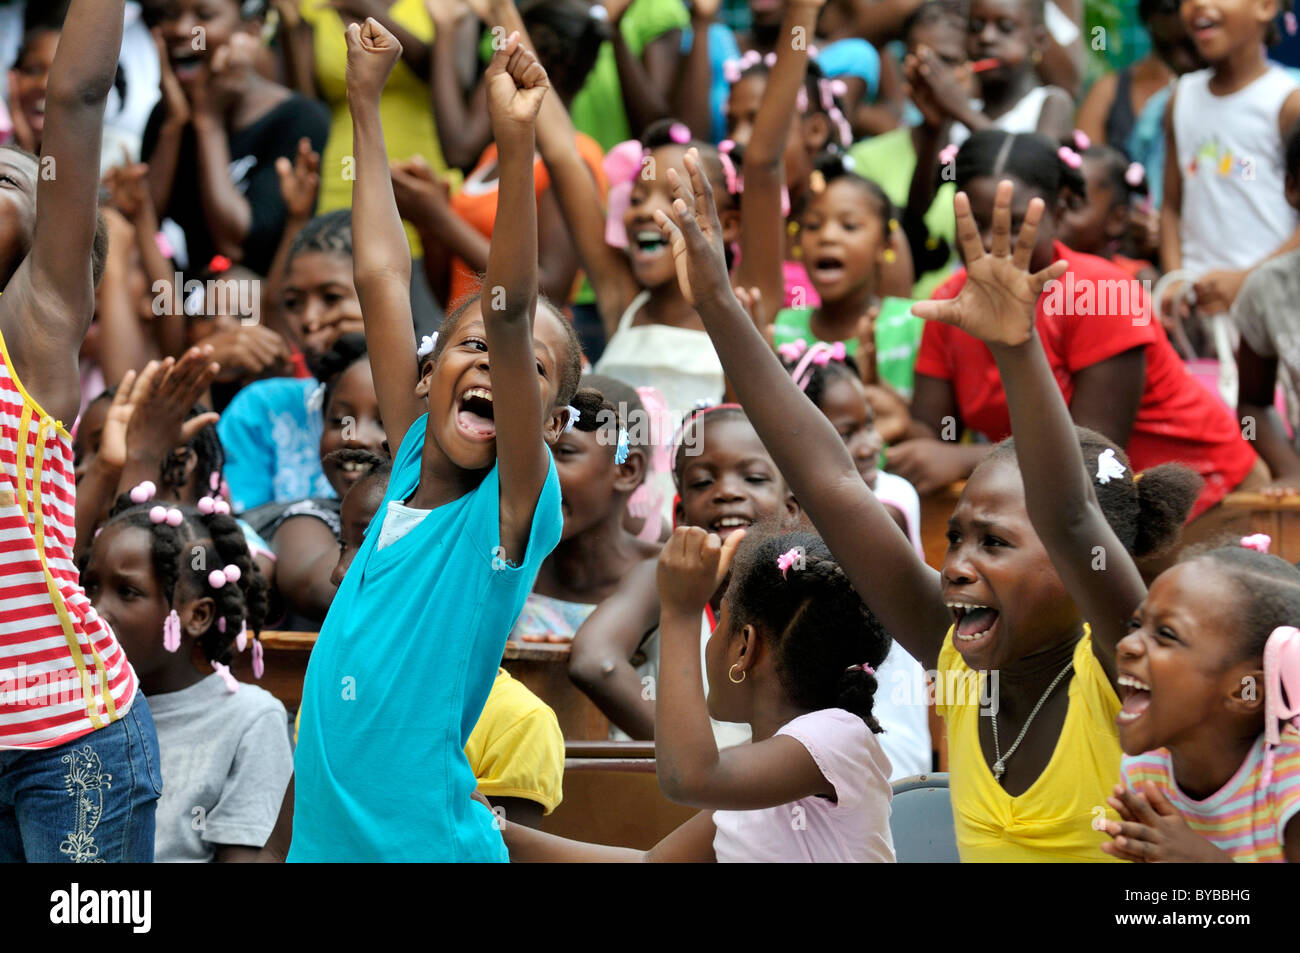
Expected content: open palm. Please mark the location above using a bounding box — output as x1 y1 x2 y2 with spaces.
911 181 1066 348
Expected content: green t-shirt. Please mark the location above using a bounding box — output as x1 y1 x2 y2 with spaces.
848 128 957 300
772 298 926 399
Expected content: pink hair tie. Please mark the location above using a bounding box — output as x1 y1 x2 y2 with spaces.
1058 146 1082 169
722 58 744 84
251 631 264 679
163 609 182 652
212 660 240 694
763 52 776 68
214 499 231 515
791 341 845 391
209 472 221 492
154 231 174 260
149 505 182 527
938 143 959 167
777 338 809 362
776 547 802 578
795 86 809 113
668 122 691 145
1241 534 1272 554
716 150 740 196
1262 626 1300 788
1072 129 1091 151
130 481 157 504
1287 11 1298 35
198 495 217 515
847 663 876 676
1125 162 1145 188
236 619 248 652
829 79 848 98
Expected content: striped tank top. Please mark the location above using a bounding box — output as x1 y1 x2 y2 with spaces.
0 331 136 749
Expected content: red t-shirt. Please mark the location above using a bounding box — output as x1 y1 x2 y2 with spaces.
915 241 1256 519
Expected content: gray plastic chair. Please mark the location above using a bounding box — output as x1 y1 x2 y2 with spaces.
890 773 958 863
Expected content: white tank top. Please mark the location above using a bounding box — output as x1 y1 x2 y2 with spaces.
1174 67 1299 275
989 84 1061 135
593 290 726 423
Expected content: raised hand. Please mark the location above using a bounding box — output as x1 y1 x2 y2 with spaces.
7 70 37 152
345 17 403 104
190 33 258 117
657 525 746 613
122 348 222 469
484 31 549 135
910 180 1067 348
328 0 393 25
390 155 449 222
103 155 153 224
97 368 143 472
153 27 192 124
276 137 321 221
651 148 732 308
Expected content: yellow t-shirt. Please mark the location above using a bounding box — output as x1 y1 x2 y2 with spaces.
294 668 564 813
465 669 565 814
937 625 1124 862
299 0 461 255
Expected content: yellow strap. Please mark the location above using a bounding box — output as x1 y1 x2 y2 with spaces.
31 415 111 728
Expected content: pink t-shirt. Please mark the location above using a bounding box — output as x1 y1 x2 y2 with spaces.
712 708 895 862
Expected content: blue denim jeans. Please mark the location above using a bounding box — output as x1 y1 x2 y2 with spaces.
0 695 162 862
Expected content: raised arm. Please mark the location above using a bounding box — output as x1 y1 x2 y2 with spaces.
494 0 640 335
654 151 951 667
0 0 126 425
734 0 822 327
427 1 491 169
344 19 425 446
480 32 554 565
672 0 719 138
911 182 1145 679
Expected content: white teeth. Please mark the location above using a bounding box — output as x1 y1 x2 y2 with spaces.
955 631 984 641
1117 709 1143 722
716 517 748 527
636 230 663 242
463 387 493 402
1117 674 1151 691
945 602 990 611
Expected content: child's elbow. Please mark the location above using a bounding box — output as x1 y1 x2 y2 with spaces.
567 647 621 692
46 75 115 111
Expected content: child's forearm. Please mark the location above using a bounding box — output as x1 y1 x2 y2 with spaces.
192 115 254 261
653 607 724 806
429 25 488 169
350 98 413 288
483 133 538 323
73 460 121 564
146 119 186 216
502 818 645 862
672 11 714 138
609 27 673 136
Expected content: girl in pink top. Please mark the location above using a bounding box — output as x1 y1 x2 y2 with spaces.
499 526 896 863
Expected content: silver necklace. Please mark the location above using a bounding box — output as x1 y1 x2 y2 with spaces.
991 659 1074 782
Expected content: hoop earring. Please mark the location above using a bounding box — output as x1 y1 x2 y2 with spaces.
728 663 746 684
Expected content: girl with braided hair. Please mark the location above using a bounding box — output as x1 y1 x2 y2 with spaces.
498 524 896 862
82 484 289 862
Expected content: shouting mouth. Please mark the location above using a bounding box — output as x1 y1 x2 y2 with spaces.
948 601 1000 652
1116 673 1152 725
456 386 495 440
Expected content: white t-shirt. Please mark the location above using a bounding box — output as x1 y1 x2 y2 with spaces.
712 708 896 862
1174 66 1299 276
149 674 294 862
378 499 430 550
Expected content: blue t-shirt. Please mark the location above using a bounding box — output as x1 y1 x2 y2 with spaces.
217 377 333 513
288 415 563 862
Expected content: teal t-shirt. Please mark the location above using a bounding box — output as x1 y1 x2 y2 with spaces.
773 298 926 399
288 416 563 862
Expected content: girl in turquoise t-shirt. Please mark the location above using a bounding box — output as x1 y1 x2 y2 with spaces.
289 24 600 861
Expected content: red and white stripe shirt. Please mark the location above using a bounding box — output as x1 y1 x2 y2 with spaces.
0 333 136 748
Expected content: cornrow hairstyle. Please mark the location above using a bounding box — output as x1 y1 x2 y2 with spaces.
673 403 749 484
97 500 270 667
315 332 369 406
726 525 892 731
955 130 1087 207
986 426 1202 559
640 119 739 210
575 372 646 436
286 209 353 272
1078 142 1148 208
429 292 590 408
1181 547 1300 662
802 152 896 245
779 348 865 411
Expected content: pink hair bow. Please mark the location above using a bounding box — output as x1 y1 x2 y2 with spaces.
1058 146 1082 169
667 122 691 145
776 547 802 577
1241 534 1272 554
791 341 847 391
1262 626 1300 788
603 139 646 249
716 141 741 196
1125 162 1145 188
938 143 959 167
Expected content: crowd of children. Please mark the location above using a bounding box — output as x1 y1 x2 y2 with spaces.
0 0 1297 864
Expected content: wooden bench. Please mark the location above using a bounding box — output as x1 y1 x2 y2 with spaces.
228 632 612 741
539 741 696 849
1220 492 1300 563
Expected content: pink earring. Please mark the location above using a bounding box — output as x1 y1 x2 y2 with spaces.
251 633 264 680
163 609 181 652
